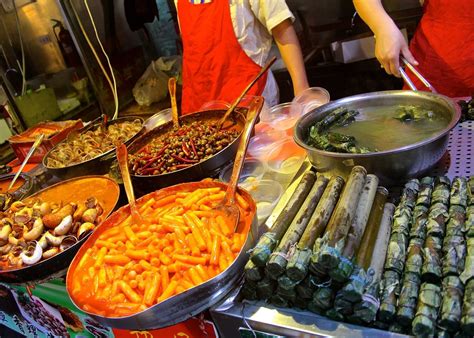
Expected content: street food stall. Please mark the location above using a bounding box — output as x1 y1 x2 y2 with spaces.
0 1 473 338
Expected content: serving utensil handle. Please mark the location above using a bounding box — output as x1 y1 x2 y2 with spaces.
399 56 437 93
217 56 276 129
8 133 44 191
224 96 264 205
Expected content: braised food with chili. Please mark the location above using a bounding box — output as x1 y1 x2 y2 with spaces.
46 120 142 168
129 121 239 175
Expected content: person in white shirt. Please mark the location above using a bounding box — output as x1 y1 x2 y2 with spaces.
175 0 309 114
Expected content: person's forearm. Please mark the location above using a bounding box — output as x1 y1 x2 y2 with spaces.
353 0 396 36
272 20 309 96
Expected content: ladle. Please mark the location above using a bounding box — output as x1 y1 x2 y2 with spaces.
116 143 145 225
215 96 264 231
8 133 44 191
217 57 276 129
168 77 180 128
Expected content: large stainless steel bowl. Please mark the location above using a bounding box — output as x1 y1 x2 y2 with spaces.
294 90 461 185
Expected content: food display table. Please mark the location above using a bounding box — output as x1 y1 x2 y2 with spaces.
209 119 474 337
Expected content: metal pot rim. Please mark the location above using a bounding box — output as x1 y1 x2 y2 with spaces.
42 116 144 171
130 109 245 178
293 90 461 158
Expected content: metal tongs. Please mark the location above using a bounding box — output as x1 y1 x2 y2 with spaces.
399 56 437 93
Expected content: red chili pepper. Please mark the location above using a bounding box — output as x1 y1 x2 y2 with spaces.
171 154 199 163
181 141 191 157
139 144 169 171
190 139 198 157
175 164 191 169
139 161 165 175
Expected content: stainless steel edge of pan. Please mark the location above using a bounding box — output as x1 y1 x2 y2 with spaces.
0 176 120 284
66 180 258 330
294 90 461 186
42 116 145 180
129 109 246 196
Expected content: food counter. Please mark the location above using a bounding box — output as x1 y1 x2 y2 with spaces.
0 94 473 337
210 112 474 337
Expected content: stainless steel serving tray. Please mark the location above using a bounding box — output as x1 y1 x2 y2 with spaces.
294 90 461 185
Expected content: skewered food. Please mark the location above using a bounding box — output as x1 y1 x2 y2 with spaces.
129 121 239 175
46 120 142 168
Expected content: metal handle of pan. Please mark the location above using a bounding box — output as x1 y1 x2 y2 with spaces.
399 56 437 93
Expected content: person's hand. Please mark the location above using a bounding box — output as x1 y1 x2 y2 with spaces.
375 23 418 76
294 84 309 98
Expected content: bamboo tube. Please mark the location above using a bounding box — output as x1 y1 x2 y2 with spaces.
250 171 316 267
355 187 389 270
330 175 379 283
266 175 329 280
286 176 345 282
314 166 367 271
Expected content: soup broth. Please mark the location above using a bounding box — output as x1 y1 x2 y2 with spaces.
330 105 450 151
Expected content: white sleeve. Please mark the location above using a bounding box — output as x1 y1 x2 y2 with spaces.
248 0 295 34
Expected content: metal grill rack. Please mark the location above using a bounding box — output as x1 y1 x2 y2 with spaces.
432 120 474 178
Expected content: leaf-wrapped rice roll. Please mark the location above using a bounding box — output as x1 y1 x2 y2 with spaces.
461 279 474 335
396 272 421 327
378 270 401 322
442 235 466 277
412 283 442 337
426 204 449 238
450 177 468 208
422 236 443 283
439 276 464 332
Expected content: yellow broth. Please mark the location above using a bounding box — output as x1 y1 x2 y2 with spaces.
330 105 450 151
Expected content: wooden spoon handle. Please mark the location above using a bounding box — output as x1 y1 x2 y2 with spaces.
168 77 180 128
224 96 265 204
218 56 276 129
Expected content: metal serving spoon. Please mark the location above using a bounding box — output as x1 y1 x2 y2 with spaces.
217 57 276 130
215 96 264 231
116 143 145 225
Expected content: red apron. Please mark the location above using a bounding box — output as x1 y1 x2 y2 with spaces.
405 0 474 97
177 0 267 114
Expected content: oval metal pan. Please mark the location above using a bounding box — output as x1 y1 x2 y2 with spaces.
42 116 145 180
0 176 120 284
66 180 257 330
294 90 461 186
128 109 246 196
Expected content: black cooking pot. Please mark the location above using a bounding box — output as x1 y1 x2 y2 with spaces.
42 116 144 180
128 109 246 196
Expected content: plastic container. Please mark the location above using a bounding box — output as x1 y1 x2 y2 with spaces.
265 138 306 186
260 102 303 133
244 179 283 223
248 131 288 160
293 87 330 115
219 158 266 189
199 100 231 111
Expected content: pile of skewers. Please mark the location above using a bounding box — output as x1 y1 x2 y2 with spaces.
241 169 474 337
